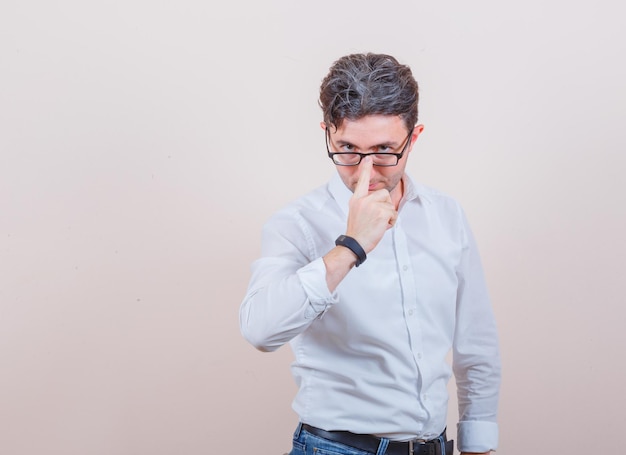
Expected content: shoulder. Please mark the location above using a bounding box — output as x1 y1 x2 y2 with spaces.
274 183 332 215
403 176 473 245
406 176 465 215
264 181 339 229
259 182 341 258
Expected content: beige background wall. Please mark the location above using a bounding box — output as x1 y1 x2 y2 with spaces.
1 1 624 454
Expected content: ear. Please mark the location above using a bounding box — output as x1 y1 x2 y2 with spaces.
412 124 424 142
320 122 327 131
409 124 425 149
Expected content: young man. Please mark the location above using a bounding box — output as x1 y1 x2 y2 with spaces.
240 53 500 455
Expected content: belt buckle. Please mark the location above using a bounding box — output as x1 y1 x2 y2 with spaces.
408 439 427 454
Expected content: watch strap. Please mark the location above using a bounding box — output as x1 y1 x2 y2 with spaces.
335 235 367 267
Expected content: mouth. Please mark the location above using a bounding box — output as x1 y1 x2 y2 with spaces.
350 179 384 193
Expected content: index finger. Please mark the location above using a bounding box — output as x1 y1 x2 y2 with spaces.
353 156 372 198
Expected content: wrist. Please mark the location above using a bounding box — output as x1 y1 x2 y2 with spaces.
335 235 367 267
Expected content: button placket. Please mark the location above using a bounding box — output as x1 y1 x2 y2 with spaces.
392 224 424 365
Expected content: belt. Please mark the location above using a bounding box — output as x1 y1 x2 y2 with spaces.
301 424 454 455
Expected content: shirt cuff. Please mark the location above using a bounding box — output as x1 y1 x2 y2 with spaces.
457 420 498 453
297 258 337 319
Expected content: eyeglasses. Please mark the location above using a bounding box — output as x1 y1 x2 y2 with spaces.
326 128 414 167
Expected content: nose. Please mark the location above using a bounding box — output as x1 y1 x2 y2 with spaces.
357 158 380 176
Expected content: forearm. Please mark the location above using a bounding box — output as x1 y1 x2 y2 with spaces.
454 303 501 451
323 245 358 292
454 345 501 452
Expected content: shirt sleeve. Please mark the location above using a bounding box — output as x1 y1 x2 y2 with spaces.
239 209 338 352
453 207 501 452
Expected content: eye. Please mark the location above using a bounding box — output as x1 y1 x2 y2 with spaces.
375 145 392 153
372 154 397 165
341 143 355 152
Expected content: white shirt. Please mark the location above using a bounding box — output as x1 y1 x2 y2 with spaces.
240 173 500 453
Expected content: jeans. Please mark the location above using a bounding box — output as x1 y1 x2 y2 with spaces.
289 423 391 455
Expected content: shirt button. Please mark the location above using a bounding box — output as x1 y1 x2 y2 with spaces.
402 265 408 271
417 352 422 359
408 309 414 316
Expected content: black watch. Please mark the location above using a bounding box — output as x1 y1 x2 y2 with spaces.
335 235 367 267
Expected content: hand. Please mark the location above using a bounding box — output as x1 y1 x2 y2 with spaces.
346 156 398 253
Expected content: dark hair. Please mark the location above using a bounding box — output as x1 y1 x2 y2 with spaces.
319 53 419 132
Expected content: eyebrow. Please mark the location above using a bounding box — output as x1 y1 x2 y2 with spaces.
334 138 400 148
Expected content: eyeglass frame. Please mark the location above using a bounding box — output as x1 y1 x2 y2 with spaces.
325 127 415 167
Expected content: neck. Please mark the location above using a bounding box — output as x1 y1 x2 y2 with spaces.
391 177 405 210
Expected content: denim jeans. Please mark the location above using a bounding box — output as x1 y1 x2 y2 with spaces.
289 423 390 455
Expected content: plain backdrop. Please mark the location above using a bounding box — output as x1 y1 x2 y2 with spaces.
1 1 624 454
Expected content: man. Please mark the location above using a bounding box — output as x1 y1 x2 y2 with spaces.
240 53 500 455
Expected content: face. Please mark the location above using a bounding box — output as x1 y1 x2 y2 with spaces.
323 115 424 207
